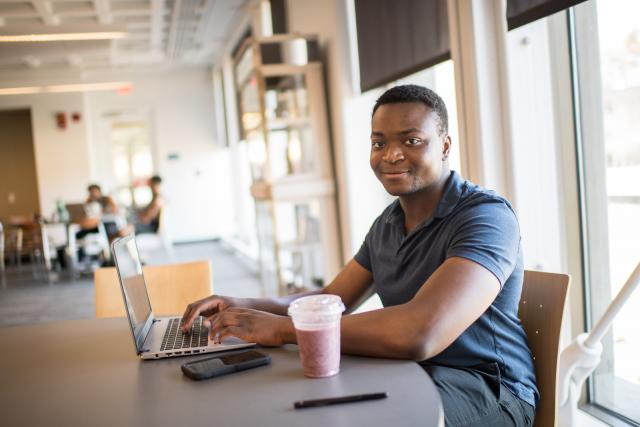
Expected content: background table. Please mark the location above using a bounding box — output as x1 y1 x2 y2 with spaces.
0 318 443 427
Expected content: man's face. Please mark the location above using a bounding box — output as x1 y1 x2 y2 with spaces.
370 102 450 196
89 188 101 200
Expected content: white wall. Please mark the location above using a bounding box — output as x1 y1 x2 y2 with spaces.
0 92 92 217
286 0 392 260
84 68 235 242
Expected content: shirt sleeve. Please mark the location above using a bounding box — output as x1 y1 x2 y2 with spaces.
353 214 384 272
354 233 372 272
446 199 520 287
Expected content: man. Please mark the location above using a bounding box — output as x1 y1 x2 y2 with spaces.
181 85 537 426
86 184 118 215
135 175 164 234
76 184 119 239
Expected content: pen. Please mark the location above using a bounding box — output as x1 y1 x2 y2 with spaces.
293 392 388 409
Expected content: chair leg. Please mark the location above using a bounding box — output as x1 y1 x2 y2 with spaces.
30 251 37 279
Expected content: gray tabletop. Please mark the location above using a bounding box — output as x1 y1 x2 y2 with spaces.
0 318 443 427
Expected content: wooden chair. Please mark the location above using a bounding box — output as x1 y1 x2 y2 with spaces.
519 270 570 427
0 221 5 272
94 260 213 318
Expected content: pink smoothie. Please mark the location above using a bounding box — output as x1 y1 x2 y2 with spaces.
295 323 341 378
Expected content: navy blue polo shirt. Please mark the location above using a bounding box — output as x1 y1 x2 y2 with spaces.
354 170 538 406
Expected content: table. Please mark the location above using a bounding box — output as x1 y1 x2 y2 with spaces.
0 318 443 427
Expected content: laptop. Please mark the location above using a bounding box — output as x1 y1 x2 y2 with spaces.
111 234 255 360
65 203 88 223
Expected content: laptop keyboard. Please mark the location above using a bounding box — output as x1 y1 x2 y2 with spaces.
160 317 209 351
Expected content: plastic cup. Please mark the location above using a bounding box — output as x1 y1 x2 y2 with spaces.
288 294 346 378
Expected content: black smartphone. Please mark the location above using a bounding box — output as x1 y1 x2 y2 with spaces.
181 350 271 381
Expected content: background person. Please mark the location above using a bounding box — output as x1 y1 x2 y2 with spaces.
86 184 118 215
134 175 164 234
83 184 129 240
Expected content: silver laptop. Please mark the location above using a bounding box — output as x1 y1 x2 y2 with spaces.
111 234 254 360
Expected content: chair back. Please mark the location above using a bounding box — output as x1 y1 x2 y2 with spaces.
519 270 570 427
94 260 213 318
0 221 4 271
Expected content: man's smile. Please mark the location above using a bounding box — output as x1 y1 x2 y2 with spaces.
381 170 410 178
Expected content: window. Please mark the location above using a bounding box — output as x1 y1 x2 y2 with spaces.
506 12 567 274
393 60 461 174
111 121 153 208
572 0 640 423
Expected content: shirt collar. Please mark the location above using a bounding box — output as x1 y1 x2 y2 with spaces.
433 170 465 219
384 170 465 228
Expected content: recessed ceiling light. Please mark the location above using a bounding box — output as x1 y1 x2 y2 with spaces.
0 82 133 96
46 82 133 93
0 32 127 42
0 87 41 95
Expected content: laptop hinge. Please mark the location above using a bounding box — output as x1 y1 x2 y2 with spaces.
138 318 161 355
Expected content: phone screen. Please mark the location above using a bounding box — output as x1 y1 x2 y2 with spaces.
219 350 267 365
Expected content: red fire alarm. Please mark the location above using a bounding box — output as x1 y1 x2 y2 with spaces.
117 83 133 95
55 112 67 130
72 112 81 122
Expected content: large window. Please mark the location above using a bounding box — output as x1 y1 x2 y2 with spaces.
572 0 640 423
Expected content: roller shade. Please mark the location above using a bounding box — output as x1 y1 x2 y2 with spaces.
507 0 588 30
354 0 450 92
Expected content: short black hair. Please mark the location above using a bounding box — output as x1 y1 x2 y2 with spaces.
150 175 162 184
372 84 448 136
87 184 101 192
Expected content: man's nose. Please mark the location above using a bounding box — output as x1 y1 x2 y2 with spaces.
382 144 404 163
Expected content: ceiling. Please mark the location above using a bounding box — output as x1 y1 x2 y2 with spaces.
0 0 249 75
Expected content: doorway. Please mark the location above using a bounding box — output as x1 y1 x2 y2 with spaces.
0 109 40 223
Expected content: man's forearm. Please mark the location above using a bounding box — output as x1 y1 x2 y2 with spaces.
246 288 324 315
339 306 425 360
276 303 427 361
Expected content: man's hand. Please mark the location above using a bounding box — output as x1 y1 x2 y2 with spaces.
181 295 248 333
207 308 295 347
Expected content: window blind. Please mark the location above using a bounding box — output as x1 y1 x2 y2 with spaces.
354 0 450 92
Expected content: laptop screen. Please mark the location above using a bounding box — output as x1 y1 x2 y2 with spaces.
112 236 152 348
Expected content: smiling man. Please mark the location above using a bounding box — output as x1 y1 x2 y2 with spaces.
182 85 537 426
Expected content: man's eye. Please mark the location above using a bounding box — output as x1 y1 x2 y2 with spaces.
407 137 422 145
371 141 385 149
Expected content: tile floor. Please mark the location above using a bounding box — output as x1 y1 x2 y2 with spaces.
0 240 262 327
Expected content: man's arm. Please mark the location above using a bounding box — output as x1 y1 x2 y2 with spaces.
245 258 374 315
182 259 373 331
336 257 500 360
105 196 119 214
209 257 500 357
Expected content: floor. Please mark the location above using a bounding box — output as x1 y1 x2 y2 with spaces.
0 240 262 327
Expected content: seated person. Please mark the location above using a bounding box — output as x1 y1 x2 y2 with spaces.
87 184 118 215
181 85 537 427
79 184 127 240
134 175 164 234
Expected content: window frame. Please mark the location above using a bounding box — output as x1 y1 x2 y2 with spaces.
567 2 640 425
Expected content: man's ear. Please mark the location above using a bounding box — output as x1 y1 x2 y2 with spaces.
442 135 452 161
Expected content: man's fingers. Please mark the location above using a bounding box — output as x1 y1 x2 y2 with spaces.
181 304 195 328
181 304 201 332
181 298 225 332
181 302 194 322
208 311 242 339
182 300 211 331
